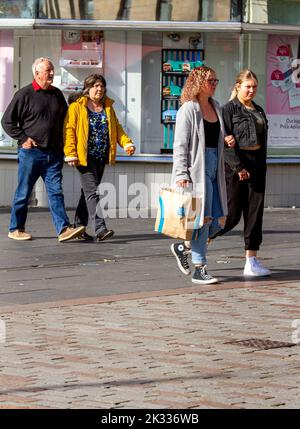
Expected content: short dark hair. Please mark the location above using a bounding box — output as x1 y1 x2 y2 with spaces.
83 74 107 96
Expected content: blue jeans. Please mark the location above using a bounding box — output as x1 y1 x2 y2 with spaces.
191 148 224 265
9 148 70 235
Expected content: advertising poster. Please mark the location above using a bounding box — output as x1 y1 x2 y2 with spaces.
266 35 300 147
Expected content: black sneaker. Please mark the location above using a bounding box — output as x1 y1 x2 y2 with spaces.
171 242 191 275
76 232 94 241
192 265 218 284
96 229 114 241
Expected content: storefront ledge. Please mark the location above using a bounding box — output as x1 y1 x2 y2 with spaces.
0 152 17 159
267 157 300 164
116 154 173 163
242 23 300 34
1 153 300 164
33 19 242 32
0 152 174 163
0 20 299 36
0 19 35 28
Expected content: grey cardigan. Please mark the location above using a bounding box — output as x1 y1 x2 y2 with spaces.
171 99 228 225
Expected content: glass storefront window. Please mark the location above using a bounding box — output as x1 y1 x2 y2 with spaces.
244 0 300 26
0 1 37 18
267 0 300 25
1 25 300 156
1 1 300 25
35 0 239 22
141 31 240 154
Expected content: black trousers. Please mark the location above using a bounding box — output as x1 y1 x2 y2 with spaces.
74 156 107 235
214 150 266 251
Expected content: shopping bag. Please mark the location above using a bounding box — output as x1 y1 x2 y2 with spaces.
154 187 203 240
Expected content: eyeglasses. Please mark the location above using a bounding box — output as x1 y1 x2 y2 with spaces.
207 79 219 85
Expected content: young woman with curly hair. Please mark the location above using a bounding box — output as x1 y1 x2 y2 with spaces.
171 66 234 284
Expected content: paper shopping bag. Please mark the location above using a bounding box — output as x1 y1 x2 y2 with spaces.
154 187 203 240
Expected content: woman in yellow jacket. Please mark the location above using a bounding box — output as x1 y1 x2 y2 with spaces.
64 74 135 241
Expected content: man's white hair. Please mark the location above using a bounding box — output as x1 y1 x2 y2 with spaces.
32 57 53 76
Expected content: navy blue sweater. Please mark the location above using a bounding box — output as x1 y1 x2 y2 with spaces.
1 83 68 150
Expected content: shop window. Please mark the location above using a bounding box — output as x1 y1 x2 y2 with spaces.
267 0 300 25
141 31 240 155
244 0 300 26
0 29 62 153
0 0 36 18
37 0 239 21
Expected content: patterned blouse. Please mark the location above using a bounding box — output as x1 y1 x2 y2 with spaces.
87 109 109 161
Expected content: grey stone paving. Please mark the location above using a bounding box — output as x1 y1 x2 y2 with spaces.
0 208 299 408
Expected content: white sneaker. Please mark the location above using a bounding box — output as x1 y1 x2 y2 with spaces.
243 257 271 277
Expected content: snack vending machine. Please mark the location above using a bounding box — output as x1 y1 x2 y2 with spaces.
160 48 205 154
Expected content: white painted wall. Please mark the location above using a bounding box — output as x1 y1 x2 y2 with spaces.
1 159 300 211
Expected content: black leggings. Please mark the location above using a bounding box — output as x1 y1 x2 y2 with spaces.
213 151 266 251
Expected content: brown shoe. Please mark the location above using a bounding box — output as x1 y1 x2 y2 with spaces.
8 229 32 241
58 225 85 242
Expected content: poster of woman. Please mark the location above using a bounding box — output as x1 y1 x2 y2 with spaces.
267 35 300 147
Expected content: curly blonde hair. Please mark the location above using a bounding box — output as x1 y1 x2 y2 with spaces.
180 66 216 104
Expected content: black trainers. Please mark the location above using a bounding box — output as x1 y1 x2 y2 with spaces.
76 232 94 241
96 229 114 241
171 242 191 275
192 265 218 284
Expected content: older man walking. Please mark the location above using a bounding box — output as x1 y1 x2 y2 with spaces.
1 57 85 242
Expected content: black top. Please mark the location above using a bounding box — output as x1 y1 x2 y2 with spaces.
203 118 220 148
1 83 68 150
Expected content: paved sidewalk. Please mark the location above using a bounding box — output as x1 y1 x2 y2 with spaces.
0 208 300 408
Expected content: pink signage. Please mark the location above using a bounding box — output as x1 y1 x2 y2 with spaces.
266 35 300 147
267 35 300 114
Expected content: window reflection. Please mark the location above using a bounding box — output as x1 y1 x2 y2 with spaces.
0 0 36 18
37 0 237 21
0 0 300 25
0 1 239 21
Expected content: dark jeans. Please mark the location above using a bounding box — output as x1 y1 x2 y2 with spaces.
74 156 107 235
10 148 69 235
213 150 266 251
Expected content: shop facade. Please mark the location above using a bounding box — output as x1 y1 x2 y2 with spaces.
0 0 300 212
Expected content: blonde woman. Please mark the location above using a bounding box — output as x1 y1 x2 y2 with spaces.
211 69 270 277
171 66 234 284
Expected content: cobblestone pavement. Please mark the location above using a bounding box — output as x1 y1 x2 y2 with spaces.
1 278 300 409
0 209 300 409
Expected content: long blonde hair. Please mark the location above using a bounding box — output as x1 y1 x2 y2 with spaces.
230 69 258 100
180 66 216 104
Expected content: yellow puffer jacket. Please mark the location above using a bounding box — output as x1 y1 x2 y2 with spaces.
63 95 134 166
